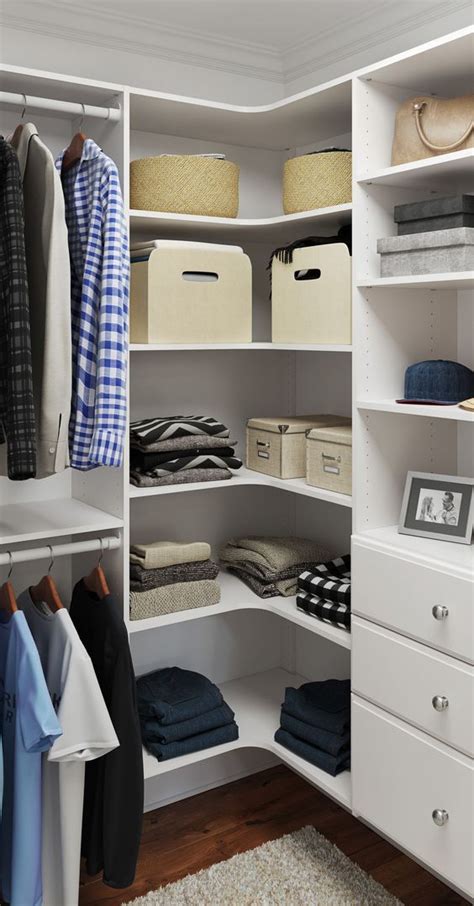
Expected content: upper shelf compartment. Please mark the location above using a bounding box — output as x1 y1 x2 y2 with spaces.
129 77 351 151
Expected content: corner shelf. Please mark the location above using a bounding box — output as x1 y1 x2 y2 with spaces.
130 342 352 353
357 149 474 190
357 273 474 290
356 400 474 422
129 466 352 508
142 666 352 809
0 498 123 546
128 570 352 649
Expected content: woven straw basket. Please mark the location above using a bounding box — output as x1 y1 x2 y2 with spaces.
130 155 240 217
283 150 352 213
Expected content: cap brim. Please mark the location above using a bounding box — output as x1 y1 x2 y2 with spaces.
396 399 460 406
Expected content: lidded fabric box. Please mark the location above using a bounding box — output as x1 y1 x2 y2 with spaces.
246 415 350 480
377 228 474 277
306 423 352 496
271 243 351 345
394 195 474 235
130 246 252 343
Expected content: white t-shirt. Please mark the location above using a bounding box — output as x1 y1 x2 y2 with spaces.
18 590 119 906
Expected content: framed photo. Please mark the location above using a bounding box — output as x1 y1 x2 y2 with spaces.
399 472 474 544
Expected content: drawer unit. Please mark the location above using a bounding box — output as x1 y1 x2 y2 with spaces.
352 698 474 898
352 617 474 756
352 539 474 664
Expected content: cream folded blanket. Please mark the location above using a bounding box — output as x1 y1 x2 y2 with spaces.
220 537 331 580
130 579 220 621
130 540 211 570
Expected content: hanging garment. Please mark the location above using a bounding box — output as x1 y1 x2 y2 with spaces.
69 580 143 888
55 139 128 471
10 124 72 477
18 590 119 906
0 611 62 906
0 137 36 480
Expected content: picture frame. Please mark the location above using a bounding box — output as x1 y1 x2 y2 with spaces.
399 472 474 545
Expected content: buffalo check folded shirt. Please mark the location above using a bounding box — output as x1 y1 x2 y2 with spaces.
297 555 351 630
55 140 128 471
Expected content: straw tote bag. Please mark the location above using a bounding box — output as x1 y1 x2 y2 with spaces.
391 94 474 165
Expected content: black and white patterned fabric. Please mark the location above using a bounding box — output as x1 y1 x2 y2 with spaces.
297 591 351 630
298 555 351 606
134 453 242 478
130 416 229 447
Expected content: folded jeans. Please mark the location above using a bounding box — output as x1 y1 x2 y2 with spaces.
274 728 350 776
280 711 350 756
141 702 235 744
145 720 239 761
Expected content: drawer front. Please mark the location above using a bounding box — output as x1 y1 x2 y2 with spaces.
352 618 474 756
352 541 474 664
352 698 474 897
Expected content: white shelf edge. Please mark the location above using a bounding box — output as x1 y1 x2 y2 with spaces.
130 203 352 231
357 272 474 290
130 342 352 352
352 526 474 580
356 400 474 422
129 467 352 507
0 498 124 546
356 149 474 186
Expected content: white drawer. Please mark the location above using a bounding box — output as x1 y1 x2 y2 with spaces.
352 540 474 664
352 697 474 898
352 618 474 756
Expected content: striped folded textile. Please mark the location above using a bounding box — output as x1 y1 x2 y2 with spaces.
132 453 242 479
130 446 236 472
297 590 351 630
297 555 351 606
130 416 230 447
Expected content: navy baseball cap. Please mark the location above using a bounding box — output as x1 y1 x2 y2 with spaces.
397 360 474 405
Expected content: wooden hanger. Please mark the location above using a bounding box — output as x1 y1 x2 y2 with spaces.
10 94 27 147
84 539 110 599
62 103 86 172
30 546 64 613
0 553 18 617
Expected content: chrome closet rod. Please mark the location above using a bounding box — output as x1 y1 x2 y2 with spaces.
0 91 121 122
0 536 121 568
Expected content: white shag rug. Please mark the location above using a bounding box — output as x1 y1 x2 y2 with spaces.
125 825 402 905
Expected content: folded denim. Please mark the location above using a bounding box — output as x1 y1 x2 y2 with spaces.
145 720 239 761
131 446 236 471
274 728 350 776
130 558 220 590
283 680 351 735
141 702 235 744
280 711 350 756
137 667 223 724
130 467 232 487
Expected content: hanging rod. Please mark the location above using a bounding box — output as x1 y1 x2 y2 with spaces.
0 91 121 122
0 535 121 568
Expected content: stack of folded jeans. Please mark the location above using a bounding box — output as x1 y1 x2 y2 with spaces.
130 540 220 620
219 536 331 598
274 679 350 775
130 416 242 488
137 667 239 761
297 555 351 631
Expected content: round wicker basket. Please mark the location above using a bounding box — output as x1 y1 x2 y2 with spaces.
130 155 240 217
283 150 352 213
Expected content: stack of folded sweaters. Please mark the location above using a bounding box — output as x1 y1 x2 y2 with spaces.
219 536 331 598
275 679 350 775
137 667 238 761
130 416 243 488
130 540 220 621
297 555 351 631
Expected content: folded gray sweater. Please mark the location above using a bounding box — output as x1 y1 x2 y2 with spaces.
130 559 219 591
220 537 331 580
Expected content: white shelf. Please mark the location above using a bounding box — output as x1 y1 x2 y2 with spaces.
353 525 474 580
130 204 352 242
129 570 352 649
142 666 352 807
357 149 474 191
357 400 474 422
129 466 352 508
357 273 474 290
130 342 352 352
0 498 123 546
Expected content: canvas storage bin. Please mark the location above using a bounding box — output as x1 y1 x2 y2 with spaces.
130 247 252 343
283 150 352 214
394 195 474 235
377 227 474 277
246 415 349 480
306 423 352 495
130 155 239 217
271 242 351 344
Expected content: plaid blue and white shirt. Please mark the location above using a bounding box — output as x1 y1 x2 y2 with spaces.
55 140 128 470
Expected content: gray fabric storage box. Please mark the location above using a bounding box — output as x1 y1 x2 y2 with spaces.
377 228 474 276
306 424 352 495
394 195 474 236
246 415 349 479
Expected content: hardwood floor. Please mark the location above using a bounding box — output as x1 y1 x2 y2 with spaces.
79 765 468 905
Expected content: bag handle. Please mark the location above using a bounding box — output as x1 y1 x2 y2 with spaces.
413 101 474 153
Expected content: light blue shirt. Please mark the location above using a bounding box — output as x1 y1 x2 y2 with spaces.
0 611 62 906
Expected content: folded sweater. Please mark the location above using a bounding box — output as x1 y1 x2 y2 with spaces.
130 435 237 454
227 567 298 598
298 555 351 605
130 540 210 570
133 453 242 478
297 591 351 630
130 467 232 488
131 446 236 471
137 667 223 724
130 416 230 447
220 537 331 580
130 579 220 620
130 558 219 589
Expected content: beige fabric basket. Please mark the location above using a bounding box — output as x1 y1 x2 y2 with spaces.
283 151 352 213
130 247 252 344
130 155 240 217
246 415 349 480
306 423 352 495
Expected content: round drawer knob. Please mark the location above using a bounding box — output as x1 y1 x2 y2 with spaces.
432 809 449 827
432 605 449 621
432 695 449 712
